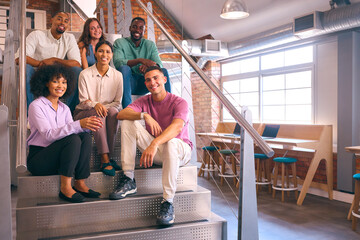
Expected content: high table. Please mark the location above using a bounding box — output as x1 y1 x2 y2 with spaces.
345 146 360 220
196 133 333 205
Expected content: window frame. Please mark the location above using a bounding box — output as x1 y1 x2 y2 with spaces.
221 45 315 123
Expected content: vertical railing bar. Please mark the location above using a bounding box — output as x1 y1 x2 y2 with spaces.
16 0 27 173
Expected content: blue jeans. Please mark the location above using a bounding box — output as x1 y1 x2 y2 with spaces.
118 65 172 109
26 64 82 113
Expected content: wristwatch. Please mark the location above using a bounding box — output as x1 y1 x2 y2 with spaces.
140 112 147 119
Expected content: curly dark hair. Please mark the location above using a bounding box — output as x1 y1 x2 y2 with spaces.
78 18 106 56
30 64 76 99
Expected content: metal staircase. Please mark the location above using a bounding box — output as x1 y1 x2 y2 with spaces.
15 130 227 240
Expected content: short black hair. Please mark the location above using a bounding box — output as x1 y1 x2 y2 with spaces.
52 11 70 18
144 65 164 75
95 40 113 52
30 64 76 99
131 17 145 25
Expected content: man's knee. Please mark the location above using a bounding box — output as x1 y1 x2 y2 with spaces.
71 66 82 78
118 65 132 75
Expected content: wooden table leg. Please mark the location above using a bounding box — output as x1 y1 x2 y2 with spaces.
297 153 321 205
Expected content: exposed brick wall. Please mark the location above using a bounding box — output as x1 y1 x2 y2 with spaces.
68 13 85 32
26 0 59 29
192 61 221 156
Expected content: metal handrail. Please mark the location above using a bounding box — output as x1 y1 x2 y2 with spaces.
136 0 274 158
16 0 27 173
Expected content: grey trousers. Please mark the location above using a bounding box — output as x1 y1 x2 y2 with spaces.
74 107 119 155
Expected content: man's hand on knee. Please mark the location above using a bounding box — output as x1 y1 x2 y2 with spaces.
140 143 158 168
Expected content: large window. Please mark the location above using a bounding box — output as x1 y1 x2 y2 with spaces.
222 45 313 123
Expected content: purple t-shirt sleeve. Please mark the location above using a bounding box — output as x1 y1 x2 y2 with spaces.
127 97 146 113
172 99 189 123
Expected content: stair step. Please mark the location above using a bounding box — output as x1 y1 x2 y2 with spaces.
17 165 197 199
16 186 211 239
17 212 226 240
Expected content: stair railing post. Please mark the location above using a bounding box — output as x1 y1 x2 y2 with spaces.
0 105 12 240
238 107 259 240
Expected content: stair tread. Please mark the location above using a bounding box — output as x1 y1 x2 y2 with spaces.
16 212 226 240
17 165 198 199
16 185 209 208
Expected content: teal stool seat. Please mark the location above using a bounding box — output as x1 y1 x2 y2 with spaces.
254 153 268 159
219 149 238 155
272 157 298 202
353 173 360 180
202 146 218 151
273 157 297 163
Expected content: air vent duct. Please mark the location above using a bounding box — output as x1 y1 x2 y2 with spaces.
204 39 222 53
293 11 324 37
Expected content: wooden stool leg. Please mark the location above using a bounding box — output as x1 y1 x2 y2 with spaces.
256 158 260 193
281 163 285 202
198 150 207 177
286 164 290 197
210 152 215 178
220 156 225 186
352 180 360 231
349 198 355 221
267 159 272 193
231 155 237 186
206 153 211 180
292 162 298 200
261 160 266 192
272 162 279 198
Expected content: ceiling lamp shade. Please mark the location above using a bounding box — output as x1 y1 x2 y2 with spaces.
220 0 249 20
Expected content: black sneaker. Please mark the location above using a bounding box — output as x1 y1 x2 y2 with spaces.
109 175 137 200
156 199 175 226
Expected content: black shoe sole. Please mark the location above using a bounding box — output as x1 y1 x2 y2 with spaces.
109 188 137 200
156 217 175 226
59 191 85 203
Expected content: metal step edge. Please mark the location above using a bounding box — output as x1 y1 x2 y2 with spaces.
16 186 211 236
17 165 197 199
17 212 227 240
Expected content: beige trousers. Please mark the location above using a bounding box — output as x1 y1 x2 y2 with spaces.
121 120 191 201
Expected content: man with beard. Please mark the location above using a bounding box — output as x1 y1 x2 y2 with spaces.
16 11 82 112
113 17 171 109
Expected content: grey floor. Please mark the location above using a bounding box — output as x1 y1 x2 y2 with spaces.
197 176 360 240
10 177 360 240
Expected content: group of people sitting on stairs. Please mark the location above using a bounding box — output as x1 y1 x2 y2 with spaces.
15 11 192 226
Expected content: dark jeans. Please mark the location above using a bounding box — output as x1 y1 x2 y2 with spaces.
26 64 82 112
118 65 172 109
27 133 92 179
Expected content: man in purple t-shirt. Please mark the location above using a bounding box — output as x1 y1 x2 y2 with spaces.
109 66 192 226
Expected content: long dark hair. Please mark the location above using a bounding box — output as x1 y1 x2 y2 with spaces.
78 18 106 56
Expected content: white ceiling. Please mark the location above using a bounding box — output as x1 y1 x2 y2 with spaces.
159 0 360 42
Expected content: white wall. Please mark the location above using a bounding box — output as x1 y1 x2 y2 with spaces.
315 39 338 146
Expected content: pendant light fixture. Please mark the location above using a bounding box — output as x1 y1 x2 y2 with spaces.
220 0 249 20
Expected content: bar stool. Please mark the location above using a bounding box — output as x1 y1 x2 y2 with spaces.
255 153 272 193
198 146 219 180
218 149 239 186
272 157 298 202
351 173 360 231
